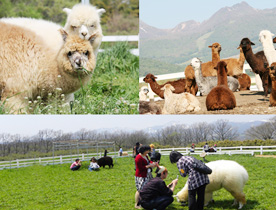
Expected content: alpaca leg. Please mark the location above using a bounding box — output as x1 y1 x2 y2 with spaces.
204 191 213 206
229 191 246 209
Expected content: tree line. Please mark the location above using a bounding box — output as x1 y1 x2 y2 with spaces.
1 118 276 160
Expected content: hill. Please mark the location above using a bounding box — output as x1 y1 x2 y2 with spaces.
140 1 276 76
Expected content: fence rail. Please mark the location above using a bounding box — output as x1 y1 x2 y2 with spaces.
1 145 276 170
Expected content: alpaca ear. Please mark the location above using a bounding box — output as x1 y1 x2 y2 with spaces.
237 46 240 49
59 29 68 42
251 42 255 45
97 8 106 16
208 45 212 48
214 66 218 70
63 8 72 15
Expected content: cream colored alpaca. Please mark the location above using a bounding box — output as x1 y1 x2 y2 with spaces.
139 86 149 101
161 84 200 114
176 160 248 209
0 22 96 113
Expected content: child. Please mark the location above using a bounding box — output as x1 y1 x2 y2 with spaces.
70 158 81 171
88 157 100 171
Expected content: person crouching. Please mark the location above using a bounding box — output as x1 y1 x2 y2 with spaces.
139 166 178 210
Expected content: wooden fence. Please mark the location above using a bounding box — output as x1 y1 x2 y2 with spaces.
1 145 276 170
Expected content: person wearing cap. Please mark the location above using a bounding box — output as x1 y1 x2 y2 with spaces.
190 144 195 153
139 165 178 210
203 142 209 153
213 144 217 152
135 145 157 209
170 151 209 210
150 144 156 161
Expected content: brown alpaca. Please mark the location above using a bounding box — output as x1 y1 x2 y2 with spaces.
139 101 161 114
238 74 251 91
143 73 192 99
273 37 276 43
206 61 236 110
239 38 270 96
269 62 276 106
222 47 245 77
185 43 221 95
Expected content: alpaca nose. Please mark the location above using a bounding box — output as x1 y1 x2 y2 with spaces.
82 32 87 37
75 57 82 66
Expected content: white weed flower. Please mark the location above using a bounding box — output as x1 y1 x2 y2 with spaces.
34 100 37 104
37 96 41 99
57 75 61 78
56 88 62 91
48 93 52 96
28 101 32 104
61 94 65 97
24 97 28 100
130 104 136 107
5 99 9 102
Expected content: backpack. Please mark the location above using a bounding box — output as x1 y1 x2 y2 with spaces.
192 157 212 174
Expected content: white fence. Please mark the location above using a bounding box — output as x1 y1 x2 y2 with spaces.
1 145 276 170
101 35 139 56
140 64 263 100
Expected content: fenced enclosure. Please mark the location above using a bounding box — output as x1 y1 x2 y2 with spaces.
1 145 276 170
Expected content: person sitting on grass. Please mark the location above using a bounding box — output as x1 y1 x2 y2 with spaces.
88 157 100 171
70 158 81 171
139 165 178 210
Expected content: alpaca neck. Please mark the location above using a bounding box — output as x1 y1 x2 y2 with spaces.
217 69 228 86
164 90 172 99
238 48 246 66
243 48 259 70
212 50 220 64
194 66 205 86
261 40 276 66
148 80 162 93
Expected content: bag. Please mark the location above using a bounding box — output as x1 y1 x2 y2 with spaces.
192 158 212 174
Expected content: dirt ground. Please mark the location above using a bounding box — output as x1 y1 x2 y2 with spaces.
155 90 276 114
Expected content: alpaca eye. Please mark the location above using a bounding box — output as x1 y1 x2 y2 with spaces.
71 26 77 29
91 25 94 28
84 51 89 56
67 51 72 57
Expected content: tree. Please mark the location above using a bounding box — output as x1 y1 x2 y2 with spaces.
191 122 213 143
245 118 276 140
212 120 239 141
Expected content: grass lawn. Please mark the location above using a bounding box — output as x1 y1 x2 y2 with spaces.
0 155 276 210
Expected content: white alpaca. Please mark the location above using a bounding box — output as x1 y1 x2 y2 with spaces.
161 84 200 114
0 3 105 57
139 86 149 101
259 30 276 66
63 3 105 57
0 22 96 113
176 160 248 209
190 58 239 95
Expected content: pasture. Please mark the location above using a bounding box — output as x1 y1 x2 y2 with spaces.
0 155 275 210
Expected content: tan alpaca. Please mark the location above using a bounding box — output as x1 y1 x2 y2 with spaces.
0 22 96 113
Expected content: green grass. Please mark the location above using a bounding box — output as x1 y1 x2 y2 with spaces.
1 42 139 115
1 155 276 209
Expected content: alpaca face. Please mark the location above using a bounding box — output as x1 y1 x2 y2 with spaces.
273 37 276 43
190 57 201 69
240 38 254 51
269 62 276 81
63 4 105 40
141 86 149 95
209 42 221 53
259 30 274 43
143 74 156 83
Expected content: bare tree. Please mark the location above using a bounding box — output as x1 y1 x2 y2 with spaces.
191 122 213 143
212 120 239 141
245 121 275 140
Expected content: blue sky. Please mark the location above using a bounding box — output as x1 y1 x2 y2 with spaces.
0 115 273 136
140 0 276 29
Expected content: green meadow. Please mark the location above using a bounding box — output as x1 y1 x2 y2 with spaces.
1 155 276 209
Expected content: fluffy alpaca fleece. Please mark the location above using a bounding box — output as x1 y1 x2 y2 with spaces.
0 3 105 57
259 30 276 66
176 160 248 209
139 86 149 101
269 62 276 106
63 3 105 57
190 57 239 95
0 22 96 113
161 84 200 114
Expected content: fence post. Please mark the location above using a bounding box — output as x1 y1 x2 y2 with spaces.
60 155 62 164
82 153 85 160
240 146 242 151
260 145 263 155
17 159 19 168
39 157 41 164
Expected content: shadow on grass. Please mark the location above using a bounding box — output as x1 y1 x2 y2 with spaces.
205 199 259 209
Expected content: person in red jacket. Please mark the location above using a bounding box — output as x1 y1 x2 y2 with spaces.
135 145 157 209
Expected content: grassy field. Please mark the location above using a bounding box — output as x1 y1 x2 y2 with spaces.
1 154 276 210
0 42 139 115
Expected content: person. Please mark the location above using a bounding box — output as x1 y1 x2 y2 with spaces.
139 166 178 210
203 142 209 153
213 144 217 152
190 144 195 153
149 144 156 161
135 145 157 209
119 147 123 156
88 157 100 171
70 158 82 171
170 151 209 210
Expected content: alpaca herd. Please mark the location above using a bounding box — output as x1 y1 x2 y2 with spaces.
0 3 105 113
141 29 276 114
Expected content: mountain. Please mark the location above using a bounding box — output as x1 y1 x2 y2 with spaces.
140 2 276 76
